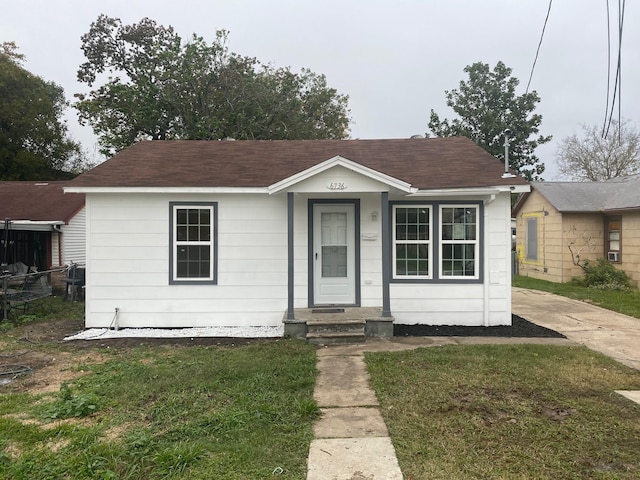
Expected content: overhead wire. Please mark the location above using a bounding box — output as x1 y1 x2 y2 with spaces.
603 0 626 140
525 0 554 95
602 0 612 136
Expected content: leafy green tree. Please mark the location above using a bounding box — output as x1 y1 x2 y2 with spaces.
76 15 351 156
0 42 87 180
556 119 640 181
427 61 551 181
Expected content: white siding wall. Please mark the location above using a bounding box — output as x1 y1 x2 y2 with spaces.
61 207 86 266
85 193 288 328
391 192 512 326
85 189 513 328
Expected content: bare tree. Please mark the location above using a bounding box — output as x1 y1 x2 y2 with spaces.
556 119 640 181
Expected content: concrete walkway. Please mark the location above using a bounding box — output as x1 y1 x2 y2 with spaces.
306 289 640 479
512 287 640 371
307 346 403 480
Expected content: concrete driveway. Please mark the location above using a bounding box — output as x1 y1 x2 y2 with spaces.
512 287 640 371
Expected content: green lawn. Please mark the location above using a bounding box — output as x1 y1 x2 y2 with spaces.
0 340 319 479
513 274 640 319
367 344 640 480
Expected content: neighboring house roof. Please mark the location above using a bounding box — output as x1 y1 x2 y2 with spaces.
513 174 640 214
0 181 85 223
67 137 528 191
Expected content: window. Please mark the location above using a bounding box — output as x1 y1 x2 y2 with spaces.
393 206 432 278
526 217 538 261
440 206 478 278
170 202 217 284
605 215 621 262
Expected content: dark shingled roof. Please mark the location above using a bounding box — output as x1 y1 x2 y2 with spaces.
0 181 85 223
69 137 528 190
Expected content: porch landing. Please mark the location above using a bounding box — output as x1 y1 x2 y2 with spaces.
283 307 394 344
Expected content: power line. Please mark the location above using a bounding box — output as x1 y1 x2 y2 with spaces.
525 0 553 95
603 0 626 140
602 0 612 136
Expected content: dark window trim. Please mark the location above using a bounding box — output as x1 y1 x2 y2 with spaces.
169 201 218 285
389 200 484 284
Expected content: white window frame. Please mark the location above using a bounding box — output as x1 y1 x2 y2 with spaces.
439 205 479 280
392 205 433 279
170 202 217 284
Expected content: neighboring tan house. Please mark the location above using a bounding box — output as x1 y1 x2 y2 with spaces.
65 138 529 335
512 175 640 287
0 181 86 271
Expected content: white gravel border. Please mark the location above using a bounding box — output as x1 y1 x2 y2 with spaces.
64 326 284 341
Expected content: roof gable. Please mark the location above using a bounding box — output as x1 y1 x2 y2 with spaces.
268 155 414 194
68 138 528 191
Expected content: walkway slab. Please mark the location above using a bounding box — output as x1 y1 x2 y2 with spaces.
616 390 640 405
314 355 379 407
314 407 389 438
307 437 403 480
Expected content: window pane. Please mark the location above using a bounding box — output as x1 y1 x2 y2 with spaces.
177 245 211 278
393 206 431 277
188 209 199 224
395 243 429 276
200 209 210 225
441 242 476 276
322 245 347 277
177 225 188 241
177 209 187 225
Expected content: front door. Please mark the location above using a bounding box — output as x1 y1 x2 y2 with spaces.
313 203 356 305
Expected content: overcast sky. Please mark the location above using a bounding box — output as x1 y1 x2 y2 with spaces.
2 0 638 180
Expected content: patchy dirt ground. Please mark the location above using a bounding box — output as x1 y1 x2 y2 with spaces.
1 315 563 395
0 319 270 395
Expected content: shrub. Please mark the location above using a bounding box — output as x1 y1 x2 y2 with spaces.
572 258 632 291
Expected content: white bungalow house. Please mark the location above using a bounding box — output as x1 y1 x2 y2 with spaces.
65 138 529 338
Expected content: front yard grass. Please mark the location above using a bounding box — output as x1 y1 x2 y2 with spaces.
366 344 640 479
513 275 640 319
0 340 319 479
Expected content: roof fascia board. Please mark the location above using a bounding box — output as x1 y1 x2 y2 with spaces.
1 220 64 232
408 185 529 197
64 187 269 194
268 155 416 194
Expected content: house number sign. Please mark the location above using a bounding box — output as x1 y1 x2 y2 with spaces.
327 182 347 191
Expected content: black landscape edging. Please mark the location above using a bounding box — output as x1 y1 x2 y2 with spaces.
393 315 566 338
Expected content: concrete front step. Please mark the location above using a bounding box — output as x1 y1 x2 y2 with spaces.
307 319 366 335
306 331 366 345
283 307 394 342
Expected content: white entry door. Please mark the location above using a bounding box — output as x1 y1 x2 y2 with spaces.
313 204 356 305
